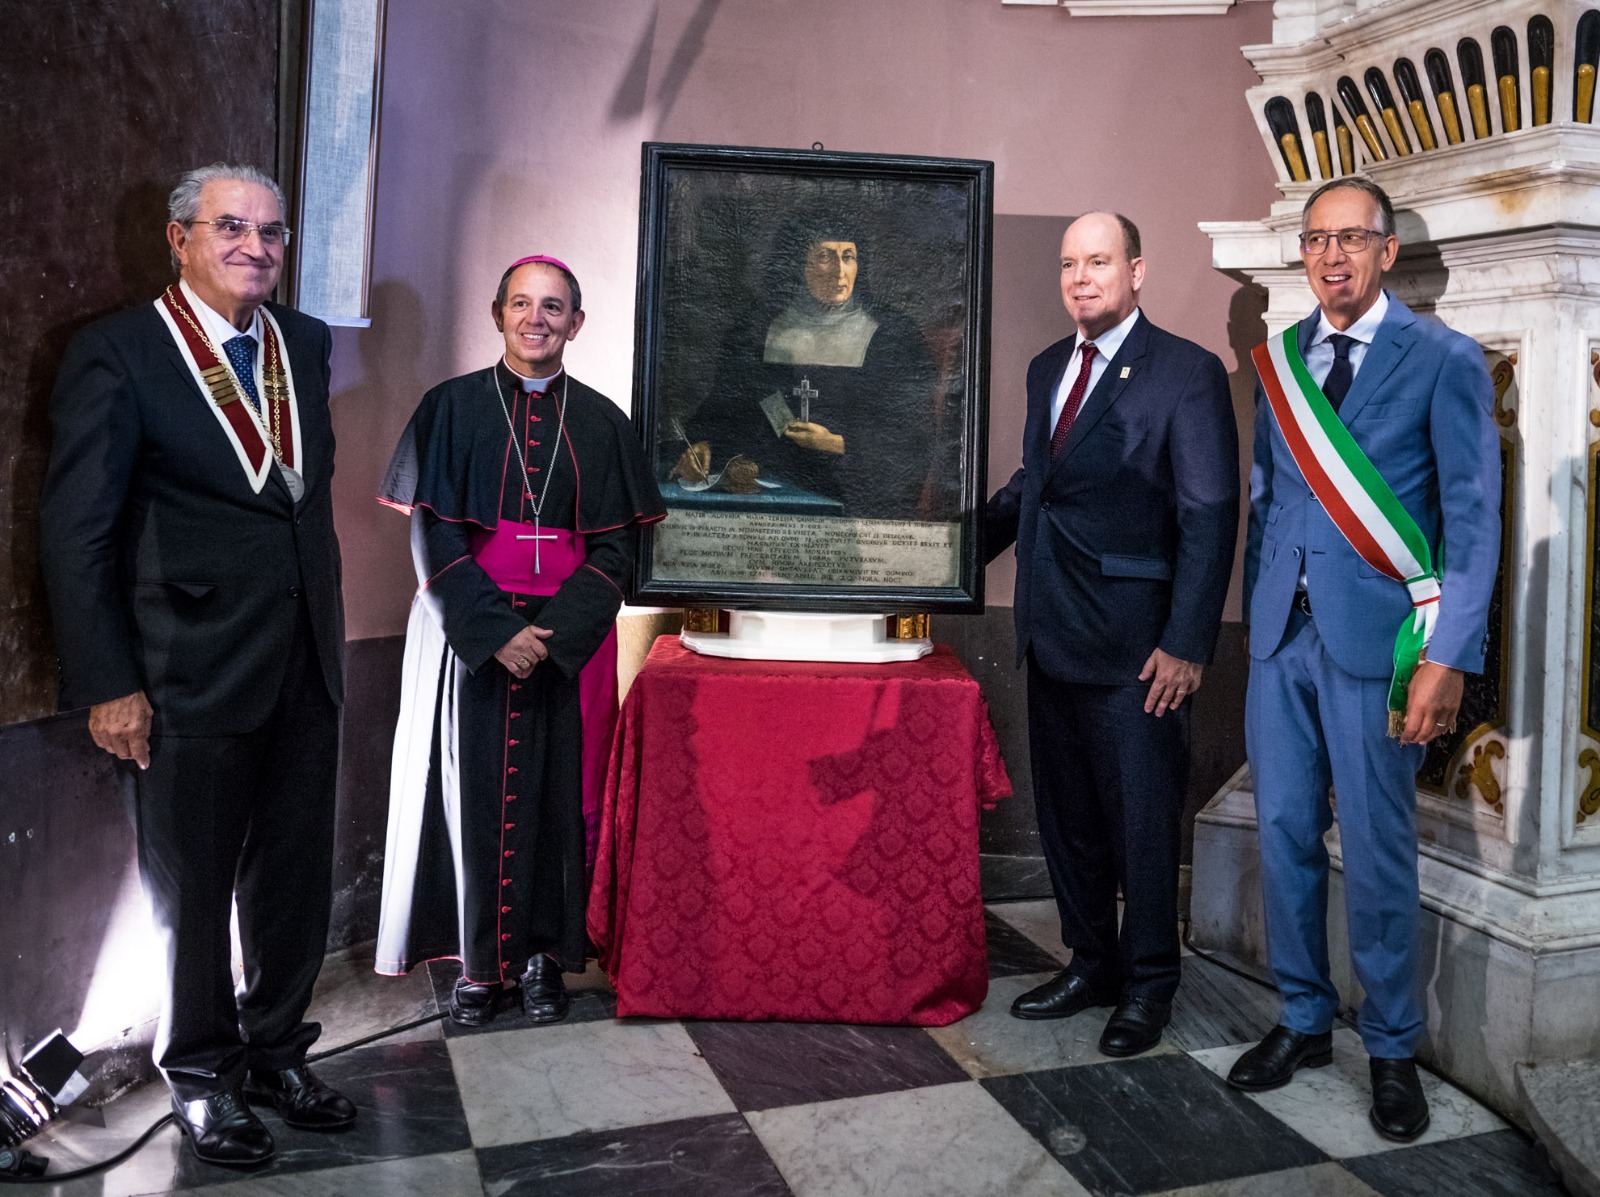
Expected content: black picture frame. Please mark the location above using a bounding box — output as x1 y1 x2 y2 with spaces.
630 142 993 613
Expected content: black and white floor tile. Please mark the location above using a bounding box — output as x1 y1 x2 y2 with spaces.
22 898 1567 1196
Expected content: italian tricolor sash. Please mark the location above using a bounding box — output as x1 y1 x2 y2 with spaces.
1253 326 1438 736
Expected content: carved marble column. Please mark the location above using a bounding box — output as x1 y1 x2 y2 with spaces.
1196 0 1600 1120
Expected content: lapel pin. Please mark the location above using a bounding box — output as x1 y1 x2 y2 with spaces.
1120 366 1131 379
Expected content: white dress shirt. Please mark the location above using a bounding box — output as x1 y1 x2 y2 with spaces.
1050 306 1142 431
1303 290 1389 391
1296 291 1389 587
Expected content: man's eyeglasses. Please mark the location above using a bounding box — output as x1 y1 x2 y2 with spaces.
190 218 293 247
1299 227 1388 255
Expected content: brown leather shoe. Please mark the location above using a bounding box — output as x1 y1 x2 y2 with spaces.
245 1064 356 1130
171 1089 275 1167
520 953 571 1023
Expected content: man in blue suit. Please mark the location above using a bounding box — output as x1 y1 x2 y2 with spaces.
1226 177 1499 1142
987 212 1238 1056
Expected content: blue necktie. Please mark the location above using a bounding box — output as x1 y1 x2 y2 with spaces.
223 335 261 411
1324 333 1355 412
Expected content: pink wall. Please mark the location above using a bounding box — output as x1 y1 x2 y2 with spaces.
330 0 1278 640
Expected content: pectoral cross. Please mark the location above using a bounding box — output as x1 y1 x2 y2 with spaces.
793 377 818 424
516 518 558 573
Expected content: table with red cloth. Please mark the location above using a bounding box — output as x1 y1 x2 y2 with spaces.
586 637 1012 1026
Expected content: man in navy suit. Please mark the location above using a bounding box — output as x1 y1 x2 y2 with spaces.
987 212 1238 1056
40 164 354 1166
1226 177 1499 1142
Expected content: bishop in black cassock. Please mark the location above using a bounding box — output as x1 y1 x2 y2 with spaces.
374 256 664 1025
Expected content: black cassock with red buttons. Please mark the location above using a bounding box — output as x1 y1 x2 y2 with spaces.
375 361 664 983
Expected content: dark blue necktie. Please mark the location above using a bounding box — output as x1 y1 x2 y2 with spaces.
223 335 261 411
1323 333 1355 412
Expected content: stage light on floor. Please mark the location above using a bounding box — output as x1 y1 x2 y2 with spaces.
0 1030 88 1161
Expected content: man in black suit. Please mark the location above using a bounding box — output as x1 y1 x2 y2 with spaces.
39 163 354 1167
987 212 1238 1056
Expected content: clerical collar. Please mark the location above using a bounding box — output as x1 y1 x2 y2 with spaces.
499 358 562 393
180 279 263 347
1314 290 1389 348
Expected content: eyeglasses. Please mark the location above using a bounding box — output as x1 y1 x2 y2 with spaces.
1299 227 1388 255
189 218 293 247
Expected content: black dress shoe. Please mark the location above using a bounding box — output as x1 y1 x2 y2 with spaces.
245 1065 356 1130
1369 1057 1430 1142
1010 971 1119 1021
521 953 571 1023
449 976 501 1026
1098 997 1172 1057
171 1089 275 1167
1227 1026 1334 1092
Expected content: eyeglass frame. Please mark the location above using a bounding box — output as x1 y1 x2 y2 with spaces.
1298 227 1392 255
187 218 294 247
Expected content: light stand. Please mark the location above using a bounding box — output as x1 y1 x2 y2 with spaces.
0 1031 88 1177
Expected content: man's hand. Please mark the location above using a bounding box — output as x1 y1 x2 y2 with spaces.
1140 648 1202 716
1399 660 1464 745
89 691 154 769
784 421 844 455
495 624 554 679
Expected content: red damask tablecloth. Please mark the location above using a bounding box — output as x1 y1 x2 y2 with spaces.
587 637 1011 1025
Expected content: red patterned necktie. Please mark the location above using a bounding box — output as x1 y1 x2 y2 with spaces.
1050 341 1097 457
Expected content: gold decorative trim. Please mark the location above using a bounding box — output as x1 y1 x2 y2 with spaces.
682 607 721 634
1580 749 1600 824
1490 352 1517 428
888 614 931 640
1584 439 1600 745
1582 365 1600 826
1423 347 1516 802
1453 730 1505 814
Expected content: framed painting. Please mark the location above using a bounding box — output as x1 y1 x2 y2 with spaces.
630 142 993 613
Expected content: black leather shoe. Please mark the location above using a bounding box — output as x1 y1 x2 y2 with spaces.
170 1089 275 1167
1098 997 1172 1057
1010 971 1118 1020
245 1064 356 1130
449 976 501 1026
1227 1026 1334 1092
521 953 571 1023
1369 1057 1430 1142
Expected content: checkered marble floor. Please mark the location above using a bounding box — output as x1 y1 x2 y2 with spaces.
25 901 1565 1196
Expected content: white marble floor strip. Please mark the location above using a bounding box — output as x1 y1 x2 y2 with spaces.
1189 1028 1507 1158
927 972 1177 1079
446 1019 736 1146
747 1080 1090 1197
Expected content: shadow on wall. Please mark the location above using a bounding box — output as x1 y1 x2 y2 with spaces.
608 0 725 133
9 182 178 726
1176 283 1265 864
1223 281 1268 614
329 279 431 641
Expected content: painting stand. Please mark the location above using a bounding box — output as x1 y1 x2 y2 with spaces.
680 610 931 663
